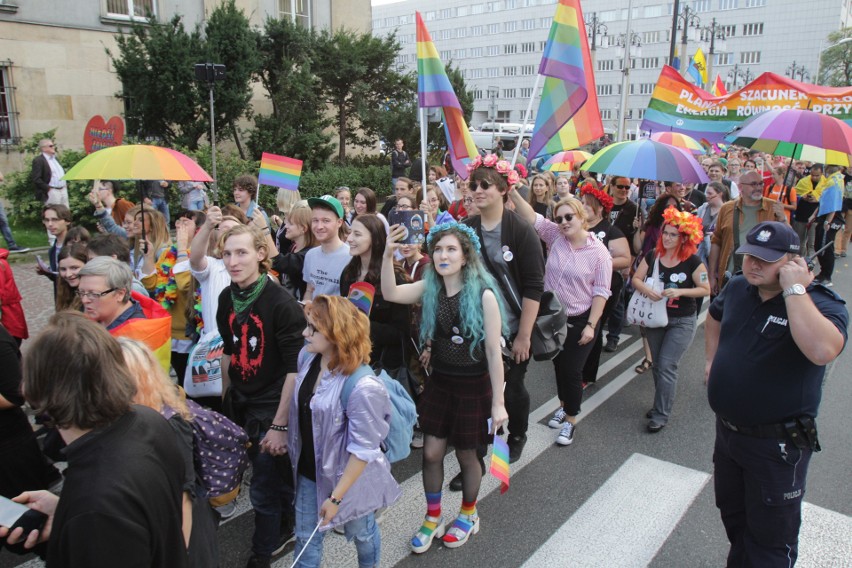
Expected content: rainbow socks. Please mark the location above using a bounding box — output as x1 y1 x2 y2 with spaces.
411 492 445 554
442 500 480 548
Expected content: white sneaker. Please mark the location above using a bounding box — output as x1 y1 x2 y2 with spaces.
548 408 567 429
556 422 575 446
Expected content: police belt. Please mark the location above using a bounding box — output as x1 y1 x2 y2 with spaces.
720 416 820 451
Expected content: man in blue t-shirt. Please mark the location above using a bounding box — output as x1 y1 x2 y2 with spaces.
705 221 847 567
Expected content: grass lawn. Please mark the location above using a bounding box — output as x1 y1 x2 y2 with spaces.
8 221 49 249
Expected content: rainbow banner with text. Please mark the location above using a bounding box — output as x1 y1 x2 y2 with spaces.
258 153 303 191
641 65 852 144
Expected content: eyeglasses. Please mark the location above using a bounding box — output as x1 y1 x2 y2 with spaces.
614 184 630 190
662 231 681 239
305 323 317 336
76 288 117 300
396 204 413 211
553 213 574 224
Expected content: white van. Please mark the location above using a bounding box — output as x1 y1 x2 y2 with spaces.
469 122 533 152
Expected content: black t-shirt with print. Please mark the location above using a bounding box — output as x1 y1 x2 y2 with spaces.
644 252 703 317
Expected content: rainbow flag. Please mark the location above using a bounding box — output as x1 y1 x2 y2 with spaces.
258 153 303 191
528 0 600 160
347 281 375 317
416 12 478 179
490 434 510 494
110 291 172 373
711 74 728 97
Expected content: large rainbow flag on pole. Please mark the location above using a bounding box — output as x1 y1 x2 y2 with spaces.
416 12 478 179
258 153 303 191
528 0 601 160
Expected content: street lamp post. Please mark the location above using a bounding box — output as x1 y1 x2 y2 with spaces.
677 5 701 75
702 18 727 85
615 0 640 142
786 61 810 83
584 12 608 69
194 63 226 200
726 64 754 90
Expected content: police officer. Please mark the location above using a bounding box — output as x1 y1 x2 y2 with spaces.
704 221 848 566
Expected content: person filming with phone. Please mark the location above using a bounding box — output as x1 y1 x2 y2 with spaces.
704 221 847 566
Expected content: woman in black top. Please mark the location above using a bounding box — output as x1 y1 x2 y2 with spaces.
527 174 554 218
631 207 710 432
271 201 316 301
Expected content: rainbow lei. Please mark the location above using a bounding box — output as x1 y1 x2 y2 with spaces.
193 286 204 335
662 206 704 246
153 245 178 310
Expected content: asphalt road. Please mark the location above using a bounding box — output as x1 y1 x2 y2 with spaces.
3 258 851 568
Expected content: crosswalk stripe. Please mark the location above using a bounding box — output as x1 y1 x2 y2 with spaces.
798 502 852 567
520 453 711 568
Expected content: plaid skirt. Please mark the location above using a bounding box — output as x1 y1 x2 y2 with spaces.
417 370 492 450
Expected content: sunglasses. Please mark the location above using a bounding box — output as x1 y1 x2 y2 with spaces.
476 180 493 191
614 184 630 190
553 213 574 224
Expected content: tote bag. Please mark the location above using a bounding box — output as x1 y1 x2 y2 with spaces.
626 257 669 328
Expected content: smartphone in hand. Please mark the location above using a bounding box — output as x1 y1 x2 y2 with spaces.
388 210 426 245
0 496 48 536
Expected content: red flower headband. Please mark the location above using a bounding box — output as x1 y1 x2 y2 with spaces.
662 206 704 245
580 185 614 213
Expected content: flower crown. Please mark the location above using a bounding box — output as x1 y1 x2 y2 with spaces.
662 206 704 245
467 154 520 186
580 186 614 213
426 221 481 253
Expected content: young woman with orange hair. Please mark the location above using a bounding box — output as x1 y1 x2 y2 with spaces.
289 295 401 567
631 207 710 433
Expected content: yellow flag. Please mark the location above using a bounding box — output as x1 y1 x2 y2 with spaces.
693 48 708 86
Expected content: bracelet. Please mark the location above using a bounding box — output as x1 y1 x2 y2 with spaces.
585 321 596 328
329 495 342 506
269 424 288 432
424 345 432 352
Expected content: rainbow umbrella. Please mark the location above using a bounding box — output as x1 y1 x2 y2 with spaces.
725 109 852 155
797 145 852 167
650 132 704 154
581 139 710 184
542 150 593 172
63 144 213 182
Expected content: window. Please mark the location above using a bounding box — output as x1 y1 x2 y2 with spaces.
503 88 516 98
504 66 517 76
639 83 655 94
278 0 309 27
455 48 467 59
472 4 485 14
0 62 19 144
520 87 533 97
487 67 500 77
643 31 661 44
471 47 484 57
539 41 547 50
457 27 468 38
644 4 664 17
425 11 436 20
441 50 452 60
398 15 409 24
505 21 518 32
741 51 761 64
439 29 453 40
457 6 468 16
520 109 534 120
599 10 618 22
472 89 484 100
597 84 614 96
440 8 454 18
487 45 500 56
641 57 660 69
694 0 712 12
472 25 484 36
597 59 615 71
601 109 613 120
721 24 736 37
384 17 396 27
487 1 502 11
719 0 738 9
470 68 484 78
521 42 536 53
488 23 501 34
714 52 734 65
398 34 409 45
522 19 536 30
521 65 536 75
745 0 766 6
496 110 512 122
637 108 645 119
372 19 381 29
540 17 553 28
106 0 157 19
505 44 517 54
742 23 764 36
506 0 518 7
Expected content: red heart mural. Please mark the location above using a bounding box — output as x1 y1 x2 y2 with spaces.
83 115 125 154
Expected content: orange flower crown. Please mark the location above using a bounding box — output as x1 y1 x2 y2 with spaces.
662 206 704 246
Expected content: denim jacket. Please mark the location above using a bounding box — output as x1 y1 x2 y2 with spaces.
288 348 401 531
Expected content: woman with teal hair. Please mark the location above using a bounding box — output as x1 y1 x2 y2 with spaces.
381 221 507 554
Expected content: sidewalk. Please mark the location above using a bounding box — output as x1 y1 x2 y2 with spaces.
11 258 55 352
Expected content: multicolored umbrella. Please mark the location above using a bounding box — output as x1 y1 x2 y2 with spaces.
797 144 852 167
725 109 852 155
541 150 593 172
650 132 704 154
63 144 213 182
581 139 710 184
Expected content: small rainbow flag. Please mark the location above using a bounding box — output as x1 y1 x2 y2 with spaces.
347 281 375 317
416 12 478 179
258 152 303 191
490 434 510 494
110 291 172 373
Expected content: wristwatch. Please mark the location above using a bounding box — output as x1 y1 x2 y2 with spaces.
782 283 807 298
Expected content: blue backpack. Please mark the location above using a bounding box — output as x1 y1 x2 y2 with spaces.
341 365 418 463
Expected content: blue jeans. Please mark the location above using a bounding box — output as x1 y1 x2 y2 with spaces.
189 199 206 211
713 419 811 566
249 432 295 557
645 314 697 425
294 475 380 568
151 196 170 226
0 201 18 248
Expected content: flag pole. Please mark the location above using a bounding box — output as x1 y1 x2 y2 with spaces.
420 107 429 206
511 74 542 169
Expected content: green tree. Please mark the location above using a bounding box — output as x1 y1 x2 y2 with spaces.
818 29 852 87
108 15 207 148
314 28 409 161
203 0 259 158
248 17 335 170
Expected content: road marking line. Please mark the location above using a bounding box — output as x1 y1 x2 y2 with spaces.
798 502 852 567
521 453 710 568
